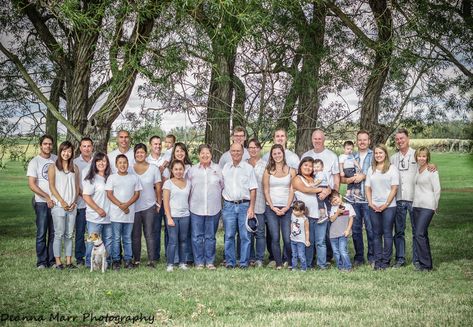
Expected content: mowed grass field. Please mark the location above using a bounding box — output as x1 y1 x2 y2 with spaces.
0 153 472 326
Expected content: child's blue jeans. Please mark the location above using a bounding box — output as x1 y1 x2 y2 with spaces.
330 236 352 270
291 241 307 271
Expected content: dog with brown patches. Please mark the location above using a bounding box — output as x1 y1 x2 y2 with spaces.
87 232 108 273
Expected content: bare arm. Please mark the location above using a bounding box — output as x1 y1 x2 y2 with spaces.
83 194 106 217
28 176 54 207
155 182 162 206
163 188 174 226
48 165 67 209
344 216 354 237
247 188 256 218
304 219 310 246
283 169 296 212
292 176 323 194
333 173 340 192
262 170 273 207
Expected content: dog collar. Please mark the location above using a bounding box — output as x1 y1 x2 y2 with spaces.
93 241 104 247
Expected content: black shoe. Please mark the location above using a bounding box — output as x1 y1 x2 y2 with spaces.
392 261 405 269
147 261 156 268
125 261 135 269
76 260 85 267
353 261 364 267
55 264 65 270
112 261 121 271
66 264 78 270
239 265 248 270
225 265 235 270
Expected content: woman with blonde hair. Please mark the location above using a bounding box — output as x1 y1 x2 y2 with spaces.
365 144 399 270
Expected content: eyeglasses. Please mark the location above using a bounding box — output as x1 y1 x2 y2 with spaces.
399 157 409 171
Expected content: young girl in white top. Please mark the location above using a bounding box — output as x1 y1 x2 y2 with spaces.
82 152 112 268
412 147 441 271
163 160 191 272
105 154 142 270
365 144 399 270
290 201 310 271
48 141 80 270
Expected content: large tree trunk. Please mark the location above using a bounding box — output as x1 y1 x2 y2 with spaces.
294 3 327 156
46 73 63 154
360 0 393 146
232 74 246 131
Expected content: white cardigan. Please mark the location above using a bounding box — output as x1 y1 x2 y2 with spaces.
412 169 441 211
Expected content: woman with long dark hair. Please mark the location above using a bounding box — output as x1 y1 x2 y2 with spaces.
48 141 80 269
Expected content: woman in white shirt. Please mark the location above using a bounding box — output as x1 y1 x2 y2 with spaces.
163 160 191 272
412 147 440 271
263 144 296 269
188 144 223 270
132 143 162 268
83 152 112 268
365 144 399 270
48 141 80 270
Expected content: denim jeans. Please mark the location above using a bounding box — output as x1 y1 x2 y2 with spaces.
330 236 352 270
394 200 417 265
369 207 396 269
133 205 156 262
74 208 86 263
222 201 251 267
167 216 190 265
265 206 292 267
352 202 374 264
153 205 165 261
249 213 266 262
111 222 133 262
305 217 328 269
51 206 77 257
191 212 220 265
291 241 307 271
413 207 434 270
86 222 112 267
33 201 55 267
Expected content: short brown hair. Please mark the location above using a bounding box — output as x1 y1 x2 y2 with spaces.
415 146 431 164
395 128 409 137
357 130 370 138
232 126 246 136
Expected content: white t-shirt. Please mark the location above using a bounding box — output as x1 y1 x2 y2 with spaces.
83 175 111 224
133 164 162 212
314 171 330 187
74 155 92 209
162 164 191 180
105 173 142 223
329 203 356 238
27 154 58 203
339 154 356 169
365 165 400 208
301 148 340 188
147 152 171 168
163 179 191 218
108 148 135 174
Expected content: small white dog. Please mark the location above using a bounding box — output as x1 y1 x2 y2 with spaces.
87 232 108 273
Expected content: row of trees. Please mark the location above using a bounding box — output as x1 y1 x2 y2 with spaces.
1 0 471 158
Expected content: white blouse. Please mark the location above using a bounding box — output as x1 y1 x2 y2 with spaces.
413 169 441 211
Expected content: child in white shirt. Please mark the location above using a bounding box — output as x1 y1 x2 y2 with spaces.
290 201 310 271
339 141 362 202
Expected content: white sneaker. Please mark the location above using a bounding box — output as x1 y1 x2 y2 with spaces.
255 260 263 268
166 265 174 272
179 263 188 270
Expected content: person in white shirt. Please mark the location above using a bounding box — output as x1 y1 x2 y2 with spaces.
412 147 441 271
222 142 258 268
163 134 176 168
247 139 268 268
163 160 192 272
263 144 296 269
132 143 162 268
365 144 399 270
108 130 134 173
73 137 94 266
147 135 171 174
106 154 142 270
48 141 80 270
262 128 300 169
218 126 250 169
82 152 112 268
27 135 57 269
188 144 224 270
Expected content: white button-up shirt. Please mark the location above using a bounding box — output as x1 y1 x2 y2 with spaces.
247 158 267 214
390 147 417 201
222 160 258 201
188 162 224 216
74 154 92 209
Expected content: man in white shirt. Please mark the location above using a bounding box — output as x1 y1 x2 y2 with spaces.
218 126 250 168
390 128 419 268
73 137 94 266
302 129 340 262
222 143 258 269
27 135 58 269
262 128 300 169
108 130 134 173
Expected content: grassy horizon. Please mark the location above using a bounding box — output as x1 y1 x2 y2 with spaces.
0 153 472 326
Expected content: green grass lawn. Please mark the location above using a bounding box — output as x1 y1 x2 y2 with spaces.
0 153 472 326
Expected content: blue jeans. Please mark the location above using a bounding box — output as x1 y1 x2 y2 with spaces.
167 216 190 265
413 207 434 270
75 208 86 263
33 201 55 267
291 241 307 270
111 222 133 262
51 206 77 257
352 202 374 264
265 206 292 267
250 213 266 262
85 222 112 267
305 217 328 269
394 200 417 265
369 207 396 269
191 212 219 265
222 201 251 267
330 236 352 270
153 205 165 261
